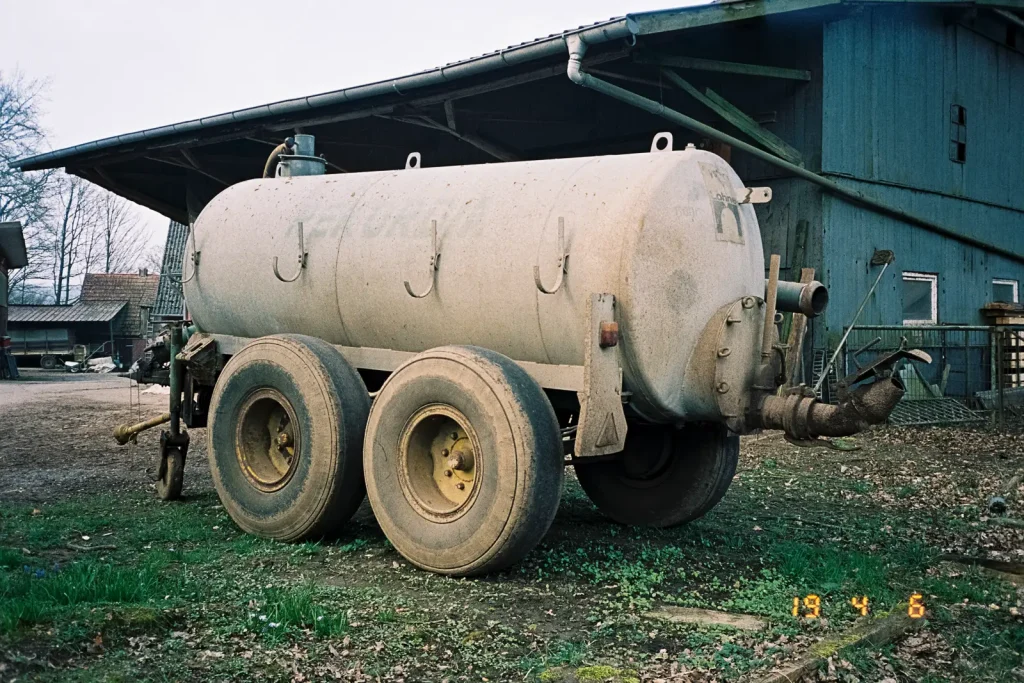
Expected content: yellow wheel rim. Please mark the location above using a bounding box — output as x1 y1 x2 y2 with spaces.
235 388 300 492
398 405 479 520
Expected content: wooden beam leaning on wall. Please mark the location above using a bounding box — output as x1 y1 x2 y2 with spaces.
659 69 805 167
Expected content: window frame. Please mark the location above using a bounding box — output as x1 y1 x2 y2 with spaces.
902 272 939 325
949 104 967 164
992 278 1019 304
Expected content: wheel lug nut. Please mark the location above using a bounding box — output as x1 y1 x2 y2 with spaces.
455 482 465 490
444 469 453 477
441 448 449 457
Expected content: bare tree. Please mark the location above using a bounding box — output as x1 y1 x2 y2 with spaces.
0 70 53 297
138 241 165 275
2 70 153 303
92 191 147 273
44 175 100 304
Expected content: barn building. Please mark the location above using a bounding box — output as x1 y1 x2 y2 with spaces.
14 0 1024 396
7 271 158 369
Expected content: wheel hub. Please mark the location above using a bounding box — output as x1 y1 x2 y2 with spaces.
235 388 300 492
398 405 479 519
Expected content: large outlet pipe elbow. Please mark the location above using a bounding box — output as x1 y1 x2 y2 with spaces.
758 378 905 440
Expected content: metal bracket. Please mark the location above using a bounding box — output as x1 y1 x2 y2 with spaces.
404 219 440 298
533 217 569 294
178 332 221 385
273 221 308 283
740 187 772 204
651 131 673 152
405 152 421 169
574 293 628 458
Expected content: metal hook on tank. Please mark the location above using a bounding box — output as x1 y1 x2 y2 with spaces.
273 221 308 283
404 220 440 298
533 217 569 294
171 225 200 284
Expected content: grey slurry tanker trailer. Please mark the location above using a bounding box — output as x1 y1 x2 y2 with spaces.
116 133 921 576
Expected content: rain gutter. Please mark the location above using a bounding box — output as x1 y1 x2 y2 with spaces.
14 19 638 171
564 35 1024 266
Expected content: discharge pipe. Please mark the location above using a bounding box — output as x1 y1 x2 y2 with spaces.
564 36 1024 266
757 377 905 439
773 279 828 318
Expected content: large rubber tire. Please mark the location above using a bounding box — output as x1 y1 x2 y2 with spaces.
207 335 370 542
40 355 57 370
574 423 739 528
364 346 563 576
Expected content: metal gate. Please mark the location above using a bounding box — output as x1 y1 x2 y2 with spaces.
839 325 1024 426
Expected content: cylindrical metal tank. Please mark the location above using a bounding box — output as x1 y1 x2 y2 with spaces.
185 148 765 422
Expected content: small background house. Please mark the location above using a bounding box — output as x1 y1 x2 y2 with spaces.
78 271 160 366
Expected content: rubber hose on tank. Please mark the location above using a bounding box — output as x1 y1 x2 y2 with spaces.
262 138 295 178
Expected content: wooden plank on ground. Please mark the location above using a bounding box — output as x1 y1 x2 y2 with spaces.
754 610 921 683
644 606 767 631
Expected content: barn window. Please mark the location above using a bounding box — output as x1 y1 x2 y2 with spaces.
993 278 1019 303
903 272 938 325
949 105 967 163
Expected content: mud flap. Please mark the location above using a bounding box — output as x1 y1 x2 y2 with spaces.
574 293 627 457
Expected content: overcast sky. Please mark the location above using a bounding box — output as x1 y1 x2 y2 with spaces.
1 0 699 250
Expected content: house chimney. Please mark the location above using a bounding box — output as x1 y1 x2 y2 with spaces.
139 267 148 276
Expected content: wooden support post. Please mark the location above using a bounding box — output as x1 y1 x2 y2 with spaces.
784 268 816 389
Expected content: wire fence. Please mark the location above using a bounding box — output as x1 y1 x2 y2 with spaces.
836 325 1024 426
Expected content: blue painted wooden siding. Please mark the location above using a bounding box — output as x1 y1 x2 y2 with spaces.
822 6 1024 214
822 184 1024 339
819 5 1024 337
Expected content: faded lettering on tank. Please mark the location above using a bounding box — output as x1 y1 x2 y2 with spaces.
699 162 744 245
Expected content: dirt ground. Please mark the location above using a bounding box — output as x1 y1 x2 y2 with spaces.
1 370 1022 682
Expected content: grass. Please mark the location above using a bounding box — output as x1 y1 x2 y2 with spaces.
0 464 1020 681
0 557 171 634
250 583 351 639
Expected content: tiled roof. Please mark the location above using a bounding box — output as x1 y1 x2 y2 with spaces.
153 221 187 319
80 273 159 337
8 301 126 323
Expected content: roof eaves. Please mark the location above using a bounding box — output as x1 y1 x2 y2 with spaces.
7 301 127 323
12 16 638 172
629 0 842 34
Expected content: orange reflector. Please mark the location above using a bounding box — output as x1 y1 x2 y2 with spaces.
599 321 619 348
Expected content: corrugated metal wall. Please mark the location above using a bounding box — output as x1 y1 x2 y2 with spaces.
819 5 1024 341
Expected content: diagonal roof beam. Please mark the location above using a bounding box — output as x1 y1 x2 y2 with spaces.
660 69 804 167
79 167 187 224
382 110 520 162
